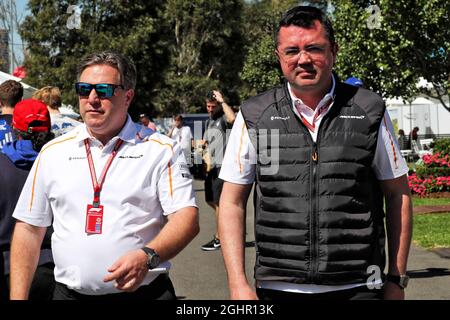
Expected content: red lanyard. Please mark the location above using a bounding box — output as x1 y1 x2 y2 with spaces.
84 138 123 207
295 99 331 132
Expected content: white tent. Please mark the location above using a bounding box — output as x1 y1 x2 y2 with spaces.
1 71 80 119
386 96 450 136
0 71 38 99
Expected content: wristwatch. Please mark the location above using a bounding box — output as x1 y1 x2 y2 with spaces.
141 247 160 270
386 274 409 289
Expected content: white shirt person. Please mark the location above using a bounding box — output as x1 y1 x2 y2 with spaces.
10 52 199 299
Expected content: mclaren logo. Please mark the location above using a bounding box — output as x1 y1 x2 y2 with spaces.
339 115 365 119
270 116 290 121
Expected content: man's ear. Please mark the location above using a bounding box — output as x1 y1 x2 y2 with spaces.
332 43 339 60
274 49 281 63
125 89 135 108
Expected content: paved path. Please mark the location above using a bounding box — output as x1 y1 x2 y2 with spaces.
413 204 450 214
170 180 450 300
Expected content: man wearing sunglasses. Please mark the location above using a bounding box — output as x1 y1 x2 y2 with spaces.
10 51 199 300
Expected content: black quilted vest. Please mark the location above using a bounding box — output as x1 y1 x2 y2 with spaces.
241 81 386 285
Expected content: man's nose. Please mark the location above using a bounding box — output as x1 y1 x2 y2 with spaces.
87 88 100 105
297 51 312 64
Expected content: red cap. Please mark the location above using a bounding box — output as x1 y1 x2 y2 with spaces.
12 99 51 133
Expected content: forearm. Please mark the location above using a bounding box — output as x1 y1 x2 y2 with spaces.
219 183 252 291
219 201 247 289
168 127 174 138
10 221 46 300
146 206 199 262
382 177 413 275
221 102 236 124
386 193 413 274
213 90 235 124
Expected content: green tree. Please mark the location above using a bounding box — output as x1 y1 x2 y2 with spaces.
20 0 168 118
240 0 449 112
333 0 449 111
154 0 244 115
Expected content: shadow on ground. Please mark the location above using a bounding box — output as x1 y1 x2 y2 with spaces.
408 268 450 279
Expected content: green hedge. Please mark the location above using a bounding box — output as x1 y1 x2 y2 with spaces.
416 166 450 178
433 138 450 156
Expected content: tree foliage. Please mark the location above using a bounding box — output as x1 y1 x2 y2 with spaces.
18 0 449 116
334 0 449 113
154 0 244 115
20 0 168 119
240 0 449 112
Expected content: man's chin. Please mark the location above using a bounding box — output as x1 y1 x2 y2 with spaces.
291 80 318 91
85 118 106 129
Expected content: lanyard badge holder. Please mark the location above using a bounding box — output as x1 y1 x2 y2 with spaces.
84 139 123 235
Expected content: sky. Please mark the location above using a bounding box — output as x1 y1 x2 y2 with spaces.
11 0 29 67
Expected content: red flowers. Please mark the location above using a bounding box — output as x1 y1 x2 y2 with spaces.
409 151 450 196
421 152 450 168
408 174 450 196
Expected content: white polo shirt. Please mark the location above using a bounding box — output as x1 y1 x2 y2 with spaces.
13 115 197 295
171 126 193 163
219 87 408 294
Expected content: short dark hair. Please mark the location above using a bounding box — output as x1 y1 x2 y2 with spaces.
174 114 183 122
0 80 23 108
15 129 55 152
77 51 137 90
275 6 335 48
205 91 216 103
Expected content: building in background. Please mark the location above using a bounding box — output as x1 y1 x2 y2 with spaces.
386 96 450 139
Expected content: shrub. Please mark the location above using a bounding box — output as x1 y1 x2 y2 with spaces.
408 174 450 196
414 152 450 178
408 139 450 196
433 138 450 156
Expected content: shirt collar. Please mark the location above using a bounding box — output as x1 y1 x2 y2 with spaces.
74 114 138 145
288 74 336 113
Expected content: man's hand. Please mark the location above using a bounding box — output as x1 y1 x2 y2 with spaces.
103 249 149 292
383 281 405 300
212 90 224 104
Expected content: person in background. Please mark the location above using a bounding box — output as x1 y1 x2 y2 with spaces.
218 6 412 300
9 51 199 300
32 86 80 137
397 129 409 150
200 90 235 251
168 114 193 166
0 80 23 149
139 113 157 132
0 99 55 300
410 126 419 143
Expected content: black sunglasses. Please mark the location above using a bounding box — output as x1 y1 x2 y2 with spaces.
75 82 125 98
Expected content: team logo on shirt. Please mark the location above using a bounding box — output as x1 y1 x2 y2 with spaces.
179 163 192 179
118 154 144 159
339 115 365 119
270 116 290 121
68 156 87 160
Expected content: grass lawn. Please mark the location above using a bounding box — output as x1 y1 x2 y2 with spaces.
413 212 450 248
412 197 450 207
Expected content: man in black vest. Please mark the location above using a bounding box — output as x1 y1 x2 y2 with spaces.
218 6 412 300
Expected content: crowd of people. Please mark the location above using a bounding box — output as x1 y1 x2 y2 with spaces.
0 5 413 301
